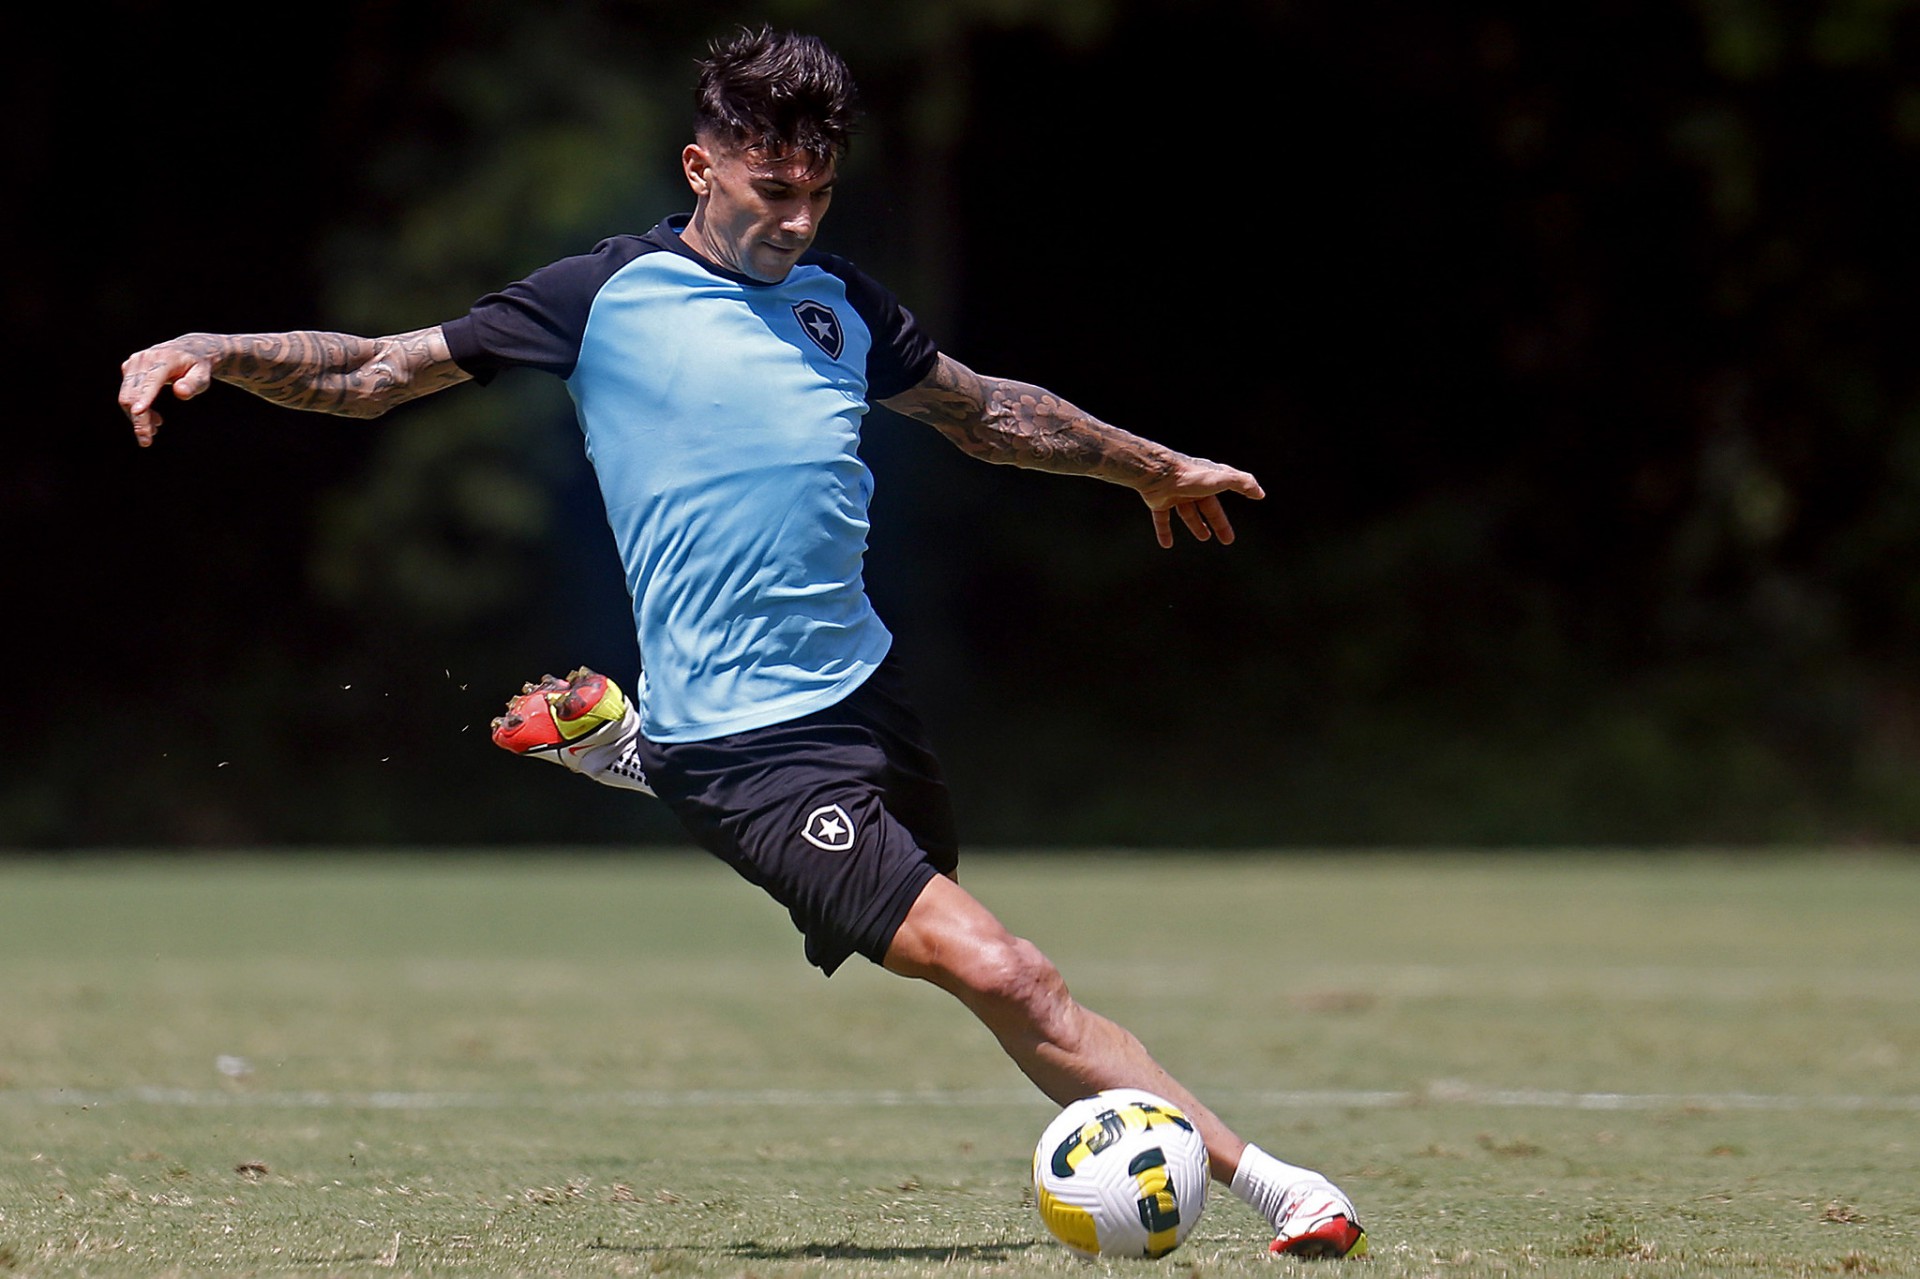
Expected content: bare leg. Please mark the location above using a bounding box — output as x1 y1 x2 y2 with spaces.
883 873 1248 1182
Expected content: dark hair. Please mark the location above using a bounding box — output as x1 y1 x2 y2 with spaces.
693 26 860 168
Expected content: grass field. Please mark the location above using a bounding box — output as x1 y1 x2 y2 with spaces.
1 850 1916 1277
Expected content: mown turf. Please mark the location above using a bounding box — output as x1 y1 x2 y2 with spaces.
1 850 1915 1276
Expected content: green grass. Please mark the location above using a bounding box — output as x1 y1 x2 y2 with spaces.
1 850 1916 1277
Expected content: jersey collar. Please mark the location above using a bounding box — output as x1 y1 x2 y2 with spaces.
646 213 813 288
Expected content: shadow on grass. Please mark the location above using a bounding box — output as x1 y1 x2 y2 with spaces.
587 1239 1041 1262
729 1240 1041 1262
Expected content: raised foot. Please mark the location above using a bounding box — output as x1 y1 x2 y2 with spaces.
490 667 626 756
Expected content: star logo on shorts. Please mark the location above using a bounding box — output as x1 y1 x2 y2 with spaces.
801 803 856 851
792 300 844 359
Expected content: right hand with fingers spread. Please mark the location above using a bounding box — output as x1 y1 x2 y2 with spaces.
118 335 219 447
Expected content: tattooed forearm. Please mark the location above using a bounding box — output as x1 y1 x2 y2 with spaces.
876 354 1263 547
172 327 466 418
885 355 1178 487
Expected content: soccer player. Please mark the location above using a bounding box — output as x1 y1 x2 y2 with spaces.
117 27 1366 1259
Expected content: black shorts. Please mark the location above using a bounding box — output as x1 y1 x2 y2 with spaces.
634 656 960 975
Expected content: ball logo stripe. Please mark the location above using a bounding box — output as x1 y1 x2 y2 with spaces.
1127 1146 1183 1258
1050 1107 1128 1176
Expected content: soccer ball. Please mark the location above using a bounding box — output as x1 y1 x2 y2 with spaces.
1032 1088 1210 1259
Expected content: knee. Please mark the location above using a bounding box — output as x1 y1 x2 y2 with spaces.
885 875 1077 1039
947 933 1075 1038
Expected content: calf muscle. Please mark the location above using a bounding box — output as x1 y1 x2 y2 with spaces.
884 874 1247 1181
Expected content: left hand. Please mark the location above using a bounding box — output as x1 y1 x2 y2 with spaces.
1139 458 1265 548
119 335 222 447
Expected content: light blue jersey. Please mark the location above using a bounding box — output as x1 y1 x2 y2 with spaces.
443 217 939 741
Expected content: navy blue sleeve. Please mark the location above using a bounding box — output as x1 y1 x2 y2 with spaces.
443 235 657 383
813 253 941 401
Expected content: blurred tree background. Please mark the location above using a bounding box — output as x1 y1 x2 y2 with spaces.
7 0 1919 848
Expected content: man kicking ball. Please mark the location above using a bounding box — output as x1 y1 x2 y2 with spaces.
119 26 1365 1259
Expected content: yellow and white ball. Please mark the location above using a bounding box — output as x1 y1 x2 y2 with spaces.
1032 1088 1210 1259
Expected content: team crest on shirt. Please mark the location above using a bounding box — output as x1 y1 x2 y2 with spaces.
801 803 856 851
792 300 844 359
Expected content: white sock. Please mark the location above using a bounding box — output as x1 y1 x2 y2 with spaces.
1230 1144 1323 1228
555 704 655 796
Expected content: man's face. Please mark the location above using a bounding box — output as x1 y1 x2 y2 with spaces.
680 139 836 283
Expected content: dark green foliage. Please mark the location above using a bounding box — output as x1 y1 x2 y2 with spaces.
13 0 1920 846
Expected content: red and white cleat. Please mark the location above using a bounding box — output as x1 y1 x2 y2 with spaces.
491 668 630 760
490 666 653 794
1268 1179 1368 1259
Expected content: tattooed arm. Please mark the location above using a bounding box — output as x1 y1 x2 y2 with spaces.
118 327 471 446
880 353 1264 548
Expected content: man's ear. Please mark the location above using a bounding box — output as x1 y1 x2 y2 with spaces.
682 143 715 197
